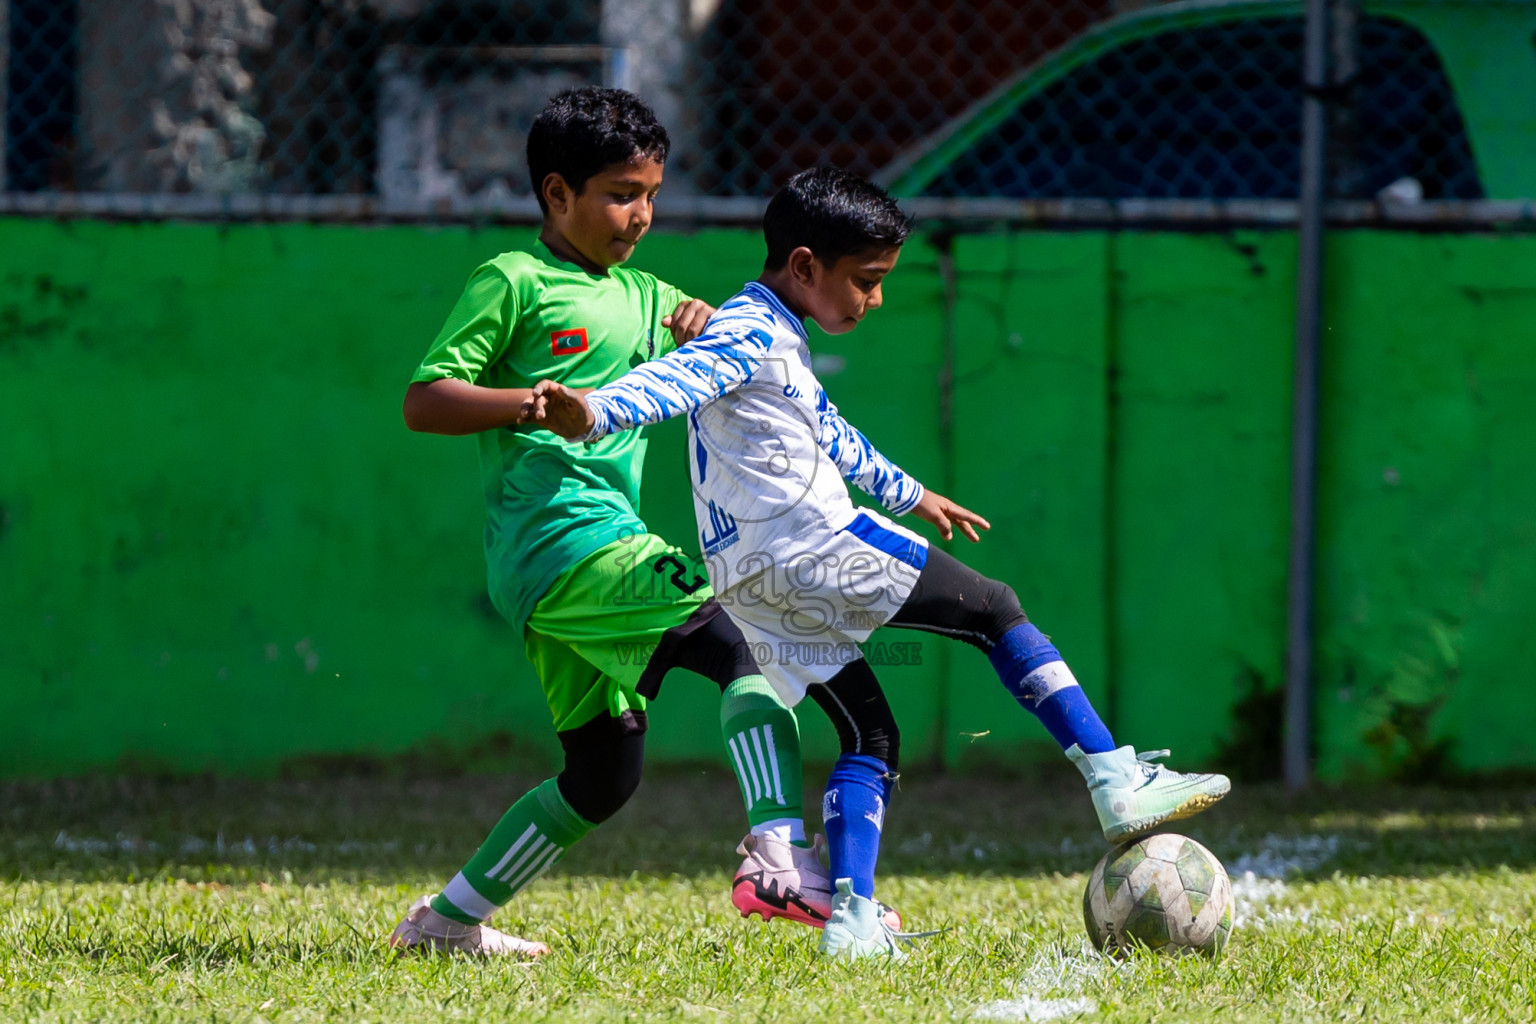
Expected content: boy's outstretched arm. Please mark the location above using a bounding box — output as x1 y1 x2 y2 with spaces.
911 489 991 543
406 298 713 437
813 388 925 515
530 381 595 439
814 389 990 542
403 378 535 435
530 326 772 442
662 299 715 343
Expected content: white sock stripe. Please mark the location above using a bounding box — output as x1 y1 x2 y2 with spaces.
483 822 539 881
441 872 499 921
503 846 557 898
495 833 549 884
728 734 757 802
731 739 755 804
505 841 563 896
745 732 770 803
494 834 546 884
727 737 758 803
747 728 775 805
733 732 765 803
761 724 786 805
1022 661 1079 703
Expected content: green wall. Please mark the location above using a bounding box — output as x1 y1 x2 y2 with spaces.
3 219 1533 780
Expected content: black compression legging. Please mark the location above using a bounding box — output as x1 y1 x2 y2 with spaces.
636 598 760 698
802 545 1032 771
884 544 1030 652
808 659 901 771
560 598 763 823
555 709 648 824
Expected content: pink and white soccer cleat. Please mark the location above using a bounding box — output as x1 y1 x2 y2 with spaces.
731 833 902 930
388 894 549 958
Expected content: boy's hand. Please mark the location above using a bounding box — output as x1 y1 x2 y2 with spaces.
913 489 991 543
531 380 596 439
662 299 716 345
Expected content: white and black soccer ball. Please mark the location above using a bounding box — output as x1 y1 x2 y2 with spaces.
1083 832 1233 958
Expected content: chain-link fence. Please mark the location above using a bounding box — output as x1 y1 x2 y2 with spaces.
2 0 1530 208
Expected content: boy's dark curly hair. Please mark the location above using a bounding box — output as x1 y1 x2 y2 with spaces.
762 167 913 269
527 88 670 213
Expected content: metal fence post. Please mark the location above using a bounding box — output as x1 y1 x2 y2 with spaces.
933 229 959 770
1285 0 1332 791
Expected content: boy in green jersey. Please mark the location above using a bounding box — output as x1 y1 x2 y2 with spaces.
388 89 839 957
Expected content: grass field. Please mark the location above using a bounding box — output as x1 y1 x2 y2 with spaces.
3 768 1534 1023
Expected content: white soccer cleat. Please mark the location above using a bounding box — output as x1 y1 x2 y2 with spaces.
1067 744 1231 844
818 878 936 960
731 832 834 927
731 833 903 931
387 894 550 958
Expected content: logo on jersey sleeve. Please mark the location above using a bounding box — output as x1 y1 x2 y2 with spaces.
551 328 589 355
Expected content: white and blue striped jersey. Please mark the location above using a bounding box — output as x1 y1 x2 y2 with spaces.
580 280 926 575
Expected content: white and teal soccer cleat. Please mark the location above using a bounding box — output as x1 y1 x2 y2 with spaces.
1067 744 1231 844
387 894 550 958
818 878 936 960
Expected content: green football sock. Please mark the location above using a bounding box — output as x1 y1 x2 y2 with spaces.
721 674 806 842
432 777 594 924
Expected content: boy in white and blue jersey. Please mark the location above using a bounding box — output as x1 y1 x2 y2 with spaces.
533 168 1230 959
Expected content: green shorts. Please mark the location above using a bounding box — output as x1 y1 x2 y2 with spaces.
524 533 713 732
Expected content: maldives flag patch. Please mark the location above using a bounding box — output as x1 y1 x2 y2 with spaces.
551 328 589 355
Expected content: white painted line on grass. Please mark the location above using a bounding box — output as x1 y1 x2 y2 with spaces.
1228 833 1340 879
974 995 1097 1022
974 948 1105 1022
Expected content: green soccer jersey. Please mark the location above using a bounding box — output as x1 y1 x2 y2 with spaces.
412 240 688 630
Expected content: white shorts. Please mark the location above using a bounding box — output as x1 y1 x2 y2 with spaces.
707 510 929 703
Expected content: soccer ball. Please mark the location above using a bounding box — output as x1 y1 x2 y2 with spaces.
1083 832 1233 958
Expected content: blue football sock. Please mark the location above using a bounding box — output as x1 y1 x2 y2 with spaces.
988 623 1116 754
821 754 892 900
